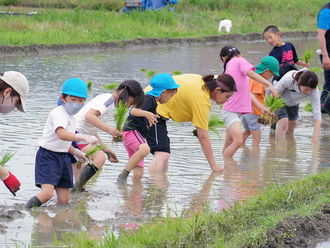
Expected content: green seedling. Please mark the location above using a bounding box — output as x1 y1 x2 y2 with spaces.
299 48 313 64
145 70 157 79
309 67 322 73
76 144 106 169
139 68 148 73
113 100 128 142
172 70 182 76
303 100 313 112
258 95 285 125
193 114 225 138
0 151 16 167
87 81 92 88
103 83 119 91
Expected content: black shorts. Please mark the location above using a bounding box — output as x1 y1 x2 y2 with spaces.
276 105 299 121
146 116 170 154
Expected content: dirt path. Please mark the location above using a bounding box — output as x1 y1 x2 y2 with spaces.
0 31 317 56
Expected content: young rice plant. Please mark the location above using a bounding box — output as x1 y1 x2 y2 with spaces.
257 95 285 126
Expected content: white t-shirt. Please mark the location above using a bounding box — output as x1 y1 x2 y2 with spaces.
38 106 76 152
75 93 115 135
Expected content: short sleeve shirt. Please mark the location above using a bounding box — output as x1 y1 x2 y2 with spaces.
222 57 255 114
38 106 76 152
75 93 115 135
249 78 265 116
145 74 212 130
269 42 299 67
318 2 330 51
123 94 157 137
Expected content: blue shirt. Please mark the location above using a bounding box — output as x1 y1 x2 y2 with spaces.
318 1 330 51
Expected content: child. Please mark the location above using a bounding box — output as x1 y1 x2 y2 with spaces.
71 80 145 192
220 45 277 157
117 73 180 184
0 71 29 196
25 78 98 209
263 25 308 74
274 69 320 143
242 56 280 146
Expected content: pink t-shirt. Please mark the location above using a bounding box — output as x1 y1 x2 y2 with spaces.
222 57 255 114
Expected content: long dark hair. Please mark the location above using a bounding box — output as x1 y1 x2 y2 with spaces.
116 80 144 108
202 74 237 93
293 70 318 89
219 45 241 73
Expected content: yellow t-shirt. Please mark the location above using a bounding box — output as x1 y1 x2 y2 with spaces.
144 74 212 130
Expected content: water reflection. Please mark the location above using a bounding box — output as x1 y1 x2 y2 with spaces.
1 37 328 246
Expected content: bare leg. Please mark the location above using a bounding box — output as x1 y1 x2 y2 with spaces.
148 151 170 172
287 120 298 134
55 187 70 205
36 184 55 204
242 130 251 144
276 118 289 139
250 130 261 146
223 122 243 157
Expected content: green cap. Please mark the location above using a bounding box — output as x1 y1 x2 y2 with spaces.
255 56 280 77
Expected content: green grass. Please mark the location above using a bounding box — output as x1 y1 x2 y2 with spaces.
0 0 325 46
172 70 182 76
23 169 330 247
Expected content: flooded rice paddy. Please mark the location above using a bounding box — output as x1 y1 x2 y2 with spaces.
1 37 330 246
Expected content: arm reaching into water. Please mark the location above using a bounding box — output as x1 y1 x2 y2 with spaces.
196 127 223 172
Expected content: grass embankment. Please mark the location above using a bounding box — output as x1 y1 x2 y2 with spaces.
32 169 330 247
0 0 325 46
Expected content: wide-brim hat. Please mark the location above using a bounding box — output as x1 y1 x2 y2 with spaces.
146 73 180 97
255 56 280 77
0 71 29 112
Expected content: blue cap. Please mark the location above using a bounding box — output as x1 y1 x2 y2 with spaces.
146 73 180 97
62 78 88 98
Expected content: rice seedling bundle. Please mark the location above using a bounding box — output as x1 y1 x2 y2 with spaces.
87 81 92 88
172 70 182 76
139 68 148 73
76 144 106 169
303 100 313 112
112 100 128 142
145 70 157 79
102 83 119 91
193 114 225 138
0 151 16 167
257 95 285 126
309 67 322 73
299 48 313 64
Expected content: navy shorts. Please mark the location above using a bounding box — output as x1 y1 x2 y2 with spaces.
35 147 74 188
276 105 299 121
146 116 170 154
68 141 79 164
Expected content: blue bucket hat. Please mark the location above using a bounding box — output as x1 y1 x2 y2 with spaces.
62 78 88 98
146 73 180 97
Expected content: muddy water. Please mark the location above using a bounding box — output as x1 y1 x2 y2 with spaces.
1 37 330 246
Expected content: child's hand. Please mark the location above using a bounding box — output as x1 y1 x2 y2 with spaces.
74 149 88 162
145 112 159 126
305 62 310 69
76 134 98 145
3 171 20 196
269 85 278 98
106 150 119 163
260 106 273 115
108 127 121 138
311 136 318 144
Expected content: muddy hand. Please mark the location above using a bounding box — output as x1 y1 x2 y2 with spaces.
108 127 121 138
106 151 119 163
3 172 20 196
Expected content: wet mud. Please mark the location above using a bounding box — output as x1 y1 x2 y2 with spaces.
243 203 330 248
0 31 317 56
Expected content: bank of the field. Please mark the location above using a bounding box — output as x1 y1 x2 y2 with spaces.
0 0 325 48
24 169 330 247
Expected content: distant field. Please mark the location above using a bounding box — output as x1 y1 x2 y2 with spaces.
0 0 325 46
